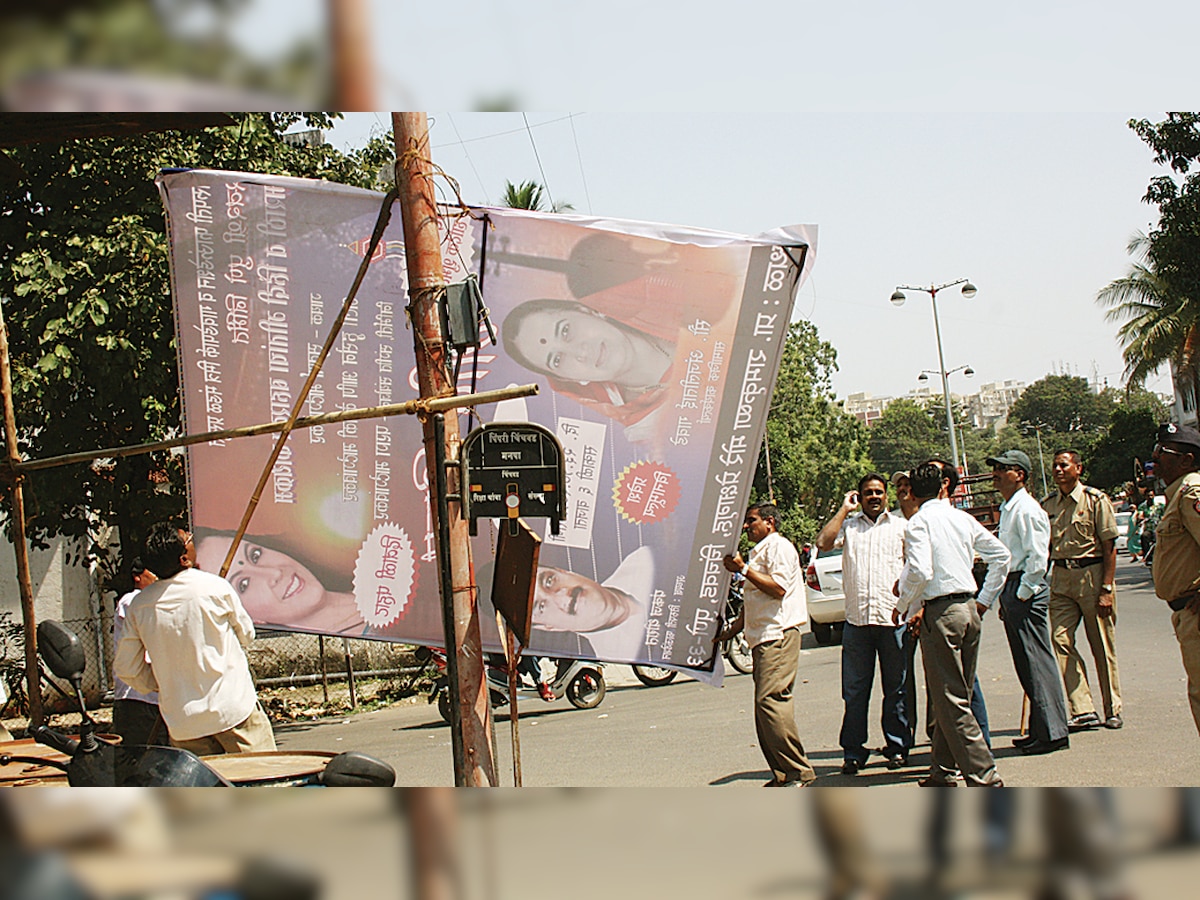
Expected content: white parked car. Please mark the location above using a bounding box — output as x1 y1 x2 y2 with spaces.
805 548 846 645
1115 511 1132 553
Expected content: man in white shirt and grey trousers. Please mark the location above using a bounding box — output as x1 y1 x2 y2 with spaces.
898 462 1010 786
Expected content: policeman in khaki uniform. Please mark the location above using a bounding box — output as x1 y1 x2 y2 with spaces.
1149 423 1200 736
1042 449 1122 731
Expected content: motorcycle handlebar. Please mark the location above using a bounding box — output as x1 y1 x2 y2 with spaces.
32 724 80 757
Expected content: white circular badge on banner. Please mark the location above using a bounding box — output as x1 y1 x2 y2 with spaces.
353 523 417 628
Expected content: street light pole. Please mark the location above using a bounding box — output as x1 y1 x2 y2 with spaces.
892 279 977 473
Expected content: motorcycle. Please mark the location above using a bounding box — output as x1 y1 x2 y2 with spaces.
630 578 752 687
418 647 606 722
0 620 396 788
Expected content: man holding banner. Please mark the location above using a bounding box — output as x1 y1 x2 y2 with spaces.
720 503 816 787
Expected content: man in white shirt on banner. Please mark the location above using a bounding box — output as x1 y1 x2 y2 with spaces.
899 463 1010 786
815 473 910 775
115 521 275 756
720 503 816 786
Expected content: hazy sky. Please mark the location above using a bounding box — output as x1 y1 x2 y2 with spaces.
216 0 1200 401
325 111 1171 401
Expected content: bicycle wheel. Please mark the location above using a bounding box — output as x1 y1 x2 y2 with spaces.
725 634 753 674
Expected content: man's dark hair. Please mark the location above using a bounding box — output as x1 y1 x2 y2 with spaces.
748 502 781 530
910 463 943 500
1052 448 1082 465
926 457 959 494
143 521 188 580
858 472 889 494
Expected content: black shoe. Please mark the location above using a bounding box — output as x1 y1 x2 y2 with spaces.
1013 734 1037 748
1104 714 1123 729
918 775 957 787
840 759 861 775
1017 736 1070 755
1067 712 1101 732
886 754 906 770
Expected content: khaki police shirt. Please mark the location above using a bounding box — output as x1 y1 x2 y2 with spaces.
1153 471 1200 603
1041 482 1119 560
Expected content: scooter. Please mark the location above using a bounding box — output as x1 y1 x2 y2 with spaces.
0 620 396 788
419 647 606 722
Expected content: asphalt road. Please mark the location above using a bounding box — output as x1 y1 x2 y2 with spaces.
274 557 1200 787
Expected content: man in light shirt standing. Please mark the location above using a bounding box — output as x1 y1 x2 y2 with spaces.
989 449 1070 755
816 473 910 775
899 463 1010 786
114 521 275 756
720 503 816 786
111 558 167 748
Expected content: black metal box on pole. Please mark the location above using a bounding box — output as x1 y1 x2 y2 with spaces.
460 423 565 537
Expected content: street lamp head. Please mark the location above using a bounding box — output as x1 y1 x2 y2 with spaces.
918 372 929 383
890 290 906 307
964 366 975 378
961 282 977 299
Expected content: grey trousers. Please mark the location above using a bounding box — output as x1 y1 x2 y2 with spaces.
1000 573 1069 743
752 627 816 784
920 596 1000 785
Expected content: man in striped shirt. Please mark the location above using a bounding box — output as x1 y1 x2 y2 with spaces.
816 472 911 775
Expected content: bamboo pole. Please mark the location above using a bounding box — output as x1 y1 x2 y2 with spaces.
328 0 377 109
393 112 495 787
12 384 538 474
0 297 42 728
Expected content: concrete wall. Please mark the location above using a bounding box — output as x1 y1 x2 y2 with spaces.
0 536 96 625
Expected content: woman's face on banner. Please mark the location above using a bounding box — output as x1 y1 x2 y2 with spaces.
515 307 633 384
196 536 327 622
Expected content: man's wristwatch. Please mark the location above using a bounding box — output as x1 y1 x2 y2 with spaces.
741 563 750 577
1100 583 1115 594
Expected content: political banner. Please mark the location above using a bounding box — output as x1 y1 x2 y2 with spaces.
158 168 815 681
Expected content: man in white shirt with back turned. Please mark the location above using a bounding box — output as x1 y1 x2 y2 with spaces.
816 472 910 775
114 521 275 756
899 463 1010 786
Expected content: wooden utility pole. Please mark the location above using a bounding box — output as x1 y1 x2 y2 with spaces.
328 0 377 109
392 112 495 786
0 298 42 728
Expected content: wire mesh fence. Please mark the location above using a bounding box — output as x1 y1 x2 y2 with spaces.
0 609 434 720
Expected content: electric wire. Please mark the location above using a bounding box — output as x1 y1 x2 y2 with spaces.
446 112 490 205
567 113 593 214
521 112 555 212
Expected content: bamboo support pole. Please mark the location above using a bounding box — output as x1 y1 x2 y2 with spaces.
10 384 538 475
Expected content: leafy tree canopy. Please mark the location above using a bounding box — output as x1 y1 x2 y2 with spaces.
1007 374 1110 437
0 113 394 587
752 321 871 542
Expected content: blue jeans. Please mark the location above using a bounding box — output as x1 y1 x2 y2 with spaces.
839 622 911 763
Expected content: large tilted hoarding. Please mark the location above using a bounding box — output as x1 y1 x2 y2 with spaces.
159 168 815 680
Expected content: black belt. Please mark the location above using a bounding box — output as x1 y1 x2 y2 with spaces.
1169 591 1200 612
929 592 975 603
1052 557 1103 570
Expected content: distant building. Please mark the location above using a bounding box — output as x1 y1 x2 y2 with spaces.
1170 362 1199 428
965 380 1025 430
841 392 892 426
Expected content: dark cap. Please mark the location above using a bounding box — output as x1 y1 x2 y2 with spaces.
985 449 1033 474
1158 422 1200 455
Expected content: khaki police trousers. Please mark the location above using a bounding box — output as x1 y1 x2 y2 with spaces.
1173 603 1200 737
1049 565 1121 719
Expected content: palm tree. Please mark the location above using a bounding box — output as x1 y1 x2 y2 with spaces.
501 179 573 212
1096 231 1200 397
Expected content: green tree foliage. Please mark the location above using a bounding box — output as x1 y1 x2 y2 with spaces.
1121 114 1200 401
0 114 394 584
1087 389 1170 492
867 398 947 473
500 179 574 213
1008 374 1109 437
752 321 871 542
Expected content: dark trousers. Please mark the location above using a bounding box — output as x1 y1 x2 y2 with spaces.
112 698 167 747
839 622 911 763
1000 572 1069 743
